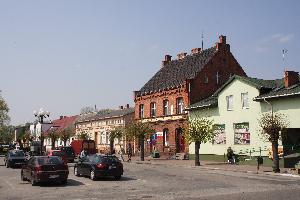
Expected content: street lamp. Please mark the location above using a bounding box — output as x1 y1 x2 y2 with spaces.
33 108 50 155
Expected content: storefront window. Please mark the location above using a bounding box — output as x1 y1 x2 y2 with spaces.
212 124 226 144
234 122 250 145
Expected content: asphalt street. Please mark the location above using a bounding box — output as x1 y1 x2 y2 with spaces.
0 156 300 200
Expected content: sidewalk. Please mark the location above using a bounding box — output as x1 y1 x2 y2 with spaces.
127 156 300 177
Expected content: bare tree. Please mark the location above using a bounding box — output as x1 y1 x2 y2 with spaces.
258 112 289 172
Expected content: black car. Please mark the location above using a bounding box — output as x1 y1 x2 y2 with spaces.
74 154 123 181
57 146 75 163
21 156 69 186
4 150 27 168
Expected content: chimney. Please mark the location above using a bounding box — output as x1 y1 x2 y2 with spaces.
215 35 228 51
177 52 187 60
119 106 124 110
60 116 63 120
161 54 172 67
126 104 130 108
284 71 299 88
191 48 201 55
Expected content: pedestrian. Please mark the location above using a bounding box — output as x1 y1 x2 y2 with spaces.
119 147 125 162
80 148 87 160
227 147 234 164
127 144 132 162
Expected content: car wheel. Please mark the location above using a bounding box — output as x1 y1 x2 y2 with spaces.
21 171 27 181
114 175 121 180
61 179 67 185
90 170 96 181
74 167 80 177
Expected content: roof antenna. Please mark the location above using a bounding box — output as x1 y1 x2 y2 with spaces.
201 30 204 50
282 49 288 71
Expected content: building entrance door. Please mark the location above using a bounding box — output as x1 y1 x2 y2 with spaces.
175 128 185 153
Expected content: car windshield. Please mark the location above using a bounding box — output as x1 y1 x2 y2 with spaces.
37 156 63 165
52 151 64 156
102 156 120 163
9 151 25 157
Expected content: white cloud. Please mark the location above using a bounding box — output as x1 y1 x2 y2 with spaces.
255 33 294 53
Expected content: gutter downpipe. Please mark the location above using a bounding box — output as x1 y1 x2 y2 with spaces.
263 97 273 120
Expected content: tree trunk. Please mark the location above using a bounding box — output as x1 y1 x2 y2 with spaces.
110 139 114 154
140 136 145 161
51 139 56 150
63 140 67 146
195 141 200 166
272 140 280 173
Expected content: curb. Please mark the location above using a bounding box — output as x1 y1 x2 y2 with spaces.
130 160 300 178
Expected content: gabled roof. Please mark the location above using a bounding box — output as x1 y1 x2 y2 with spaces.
139 47 217 95
212 75 281 96
187 75 282 110
76 108 134 123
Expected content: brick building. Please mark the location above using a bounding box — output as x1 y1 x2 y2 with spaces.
134 35 247 155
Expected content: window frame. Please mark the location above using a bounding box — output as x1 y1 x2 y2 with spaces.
150 102 156 117
241 92 249 109
139 104 144 119
176 97 184 114
226 95 233 111
163 100 169 116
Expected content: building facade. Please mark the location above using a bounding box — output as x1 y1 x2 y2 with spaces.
134 35 247 155
187 71 300 157
44 115 77 151
75 106 134 153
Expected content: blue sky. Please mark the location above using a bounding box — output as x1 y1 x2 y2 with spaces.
0 0 299 125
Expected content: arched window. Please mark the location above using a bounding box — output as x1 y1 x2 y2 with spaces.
163 100 169 116
176 97 184 114
139 104 144 119
150 102 156 117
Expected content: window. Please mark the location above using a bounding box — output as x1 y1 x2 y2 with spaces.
176 97 184 114
139 104 144 119
150 102 156 117
241 92 249 109
234 123 250 145
204 73 208 83
212 124 226 144
163 100 169 116
226 95 233 110
216 71 220 85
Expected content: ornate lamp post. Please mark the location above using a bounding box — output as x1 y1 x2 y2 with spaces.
33 108 50 155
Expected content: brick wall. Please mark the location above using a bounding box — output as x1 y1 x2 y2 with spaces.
134 86 189 120
190 44 247 104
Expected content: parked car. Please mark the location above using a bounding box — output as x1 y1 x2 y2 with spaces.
71 140 96 157
47 150 68 164
21 156 69 186
56 146 75 163
4 150 27 168
0 144 10 155
74 154 123 181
